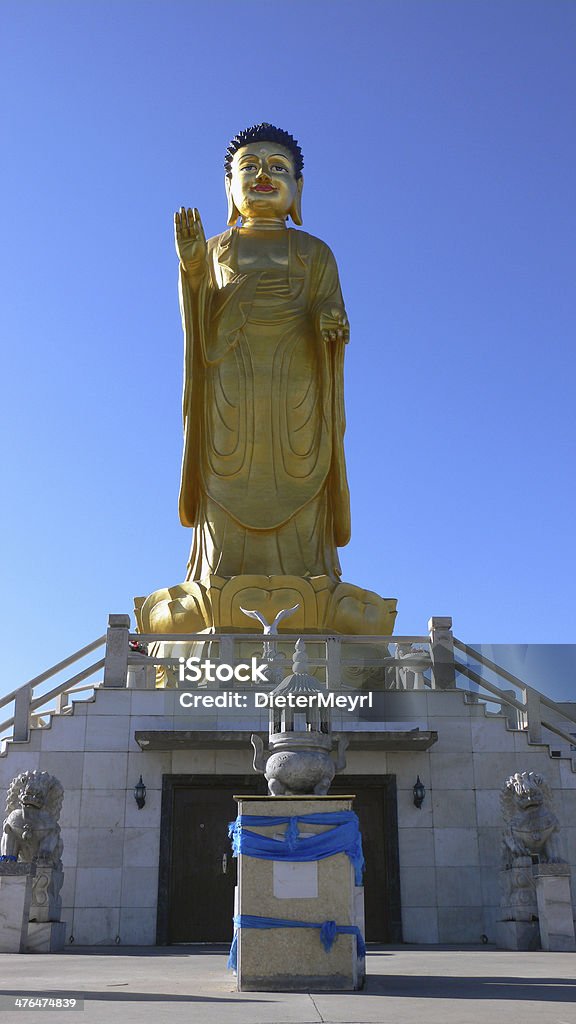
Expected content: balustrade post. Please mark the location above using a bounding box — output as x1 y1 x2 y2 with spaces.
428 616 455 690
499 688 521 730
525 686 543 743
13 683 32 742
103 614 130 688
219 635 235 687
326 636 342 689
55 691 70 714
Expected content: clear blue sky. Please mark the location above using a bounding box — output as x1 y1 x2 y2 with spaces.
1 1 575 702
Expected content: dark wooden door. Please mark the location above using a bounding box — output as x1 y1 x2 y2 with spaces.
159 774 265 944
332 776 401 942
169 786 238 941
158 773 400 944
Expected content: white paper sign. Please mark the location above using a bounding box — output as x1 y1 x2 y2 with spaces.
273 859 318 899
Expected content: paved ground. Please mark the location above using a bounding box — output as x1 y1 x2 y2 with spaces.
1 945 575 1024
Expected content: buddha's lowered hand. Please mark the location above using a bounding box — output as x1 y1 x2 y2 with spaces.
318 305 350 343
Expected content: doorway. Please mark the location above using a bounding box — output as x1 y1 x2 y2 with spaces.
157 772 400 943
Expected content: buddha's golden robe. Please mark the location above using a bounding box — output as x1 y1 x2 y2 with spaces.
178 228 350 581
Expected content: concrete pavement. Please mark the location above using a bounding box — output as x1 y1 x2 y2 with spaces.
0 945 575 1024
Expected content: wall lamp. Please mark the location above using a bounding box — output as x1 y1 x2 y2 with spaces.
134 775 146 810
413 776 426 809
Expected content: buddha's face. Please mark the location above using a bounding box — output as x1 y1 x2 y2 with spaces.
228 140 300 221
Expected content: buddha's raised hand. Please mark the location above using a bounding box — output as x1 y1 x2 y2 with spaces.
174 207 207 275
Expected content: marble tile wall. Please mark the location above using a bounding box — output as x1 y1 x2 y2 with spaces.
0 685 574 946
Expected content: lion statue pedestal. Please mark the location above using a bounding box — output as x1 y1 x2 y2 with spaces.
1 770 66 952
497 771 576 952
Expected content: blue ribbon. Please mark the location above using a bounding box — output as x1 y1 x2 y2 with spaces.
228 812 365 885
227 914 366 970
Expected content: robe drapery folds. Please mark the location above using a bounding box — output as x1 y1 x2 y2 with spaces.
178 228 350 581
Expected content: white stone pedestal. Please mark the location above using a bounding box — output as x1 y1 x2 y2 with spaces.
533 864 576 952
496 919 540 951
233 796 365 991
497 861 540 950
0 863 36 953
26 921 66 953
30 865 63 924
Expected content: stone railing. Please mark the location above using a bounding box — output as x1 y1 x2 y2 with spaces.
0 636 106 743
453 638 576 749
2 614 576 756
108 615 441 692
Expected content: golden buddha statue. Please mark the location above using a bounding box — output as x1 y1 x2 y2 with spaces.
136 124 396 636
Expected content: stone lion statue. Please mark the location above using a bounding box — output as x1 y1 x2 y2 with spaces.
1 770 63 869
501 770 564 866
